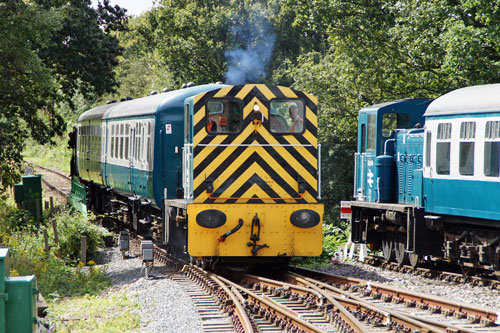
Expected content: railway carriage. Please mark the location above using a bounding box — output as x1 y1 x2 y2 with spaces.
71 83 323 266
342 84 500 275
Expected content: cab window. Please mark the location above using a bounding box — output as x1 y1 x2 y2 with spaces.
206 99 242 133
382 113 410 137
270 100 305 133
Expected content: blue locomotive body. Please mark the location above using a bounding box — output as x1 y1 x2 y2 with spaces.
343 84 500 272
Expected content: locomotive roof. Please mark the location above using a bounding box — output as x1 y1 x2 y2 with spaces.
78 84 225 122
425 83 500 117
359 98 431 112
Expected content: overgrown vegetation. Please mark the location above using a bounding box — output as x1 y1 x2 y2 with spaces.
23 136 72 174
0 202 111 299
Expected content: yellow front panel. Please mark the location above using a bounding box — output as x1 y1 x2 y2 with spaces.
191 84 320 204
187 203 323 257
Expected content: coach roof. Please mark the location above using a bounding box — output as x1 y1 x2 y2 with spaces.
425 83 500 117
78 84 225 122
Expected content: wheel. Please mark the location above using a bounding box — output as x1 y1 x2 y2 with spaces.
409 253 420 267
460 263 476 276
382 234 395 262
394 236 409 266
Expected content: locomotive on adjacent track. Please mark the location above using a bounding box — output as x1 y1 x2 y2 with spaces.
70 83 323 266
341 84 500 276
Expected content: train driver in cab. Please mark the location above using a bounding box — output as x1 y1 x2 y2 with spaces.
288 104 303 133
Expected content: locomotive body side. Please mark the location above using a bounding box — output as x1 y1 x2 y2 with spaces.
343 84 500 272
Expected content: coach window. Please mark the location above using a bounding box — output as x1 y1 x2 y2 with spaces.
119 124 124 160
115 125 120 161
436 123 451 175
125 124 130 160
110 125 115 159
484 121 500 177
147 122 152 165
459 121 475 176
206 99 242 133
425 131 431 168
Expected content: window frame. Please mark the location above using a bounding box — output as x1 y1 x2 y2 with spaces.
458 121 476 176
269 98 306 134
205 97 244 135
435 122 452 175
484 120 500 178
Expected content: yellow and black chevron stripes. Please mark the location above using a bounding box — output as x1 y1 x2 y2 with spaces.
191 84 319 204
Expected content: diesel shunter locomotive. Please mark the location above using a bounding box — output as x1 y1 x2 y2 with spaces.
70 84 323 266
341 84 500 276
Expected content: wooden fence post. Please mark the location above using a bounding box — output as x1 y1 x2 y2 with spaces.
51 219 62 258
49 197 54 217
36 200 42 223
43 228 49 255
81 236 87 266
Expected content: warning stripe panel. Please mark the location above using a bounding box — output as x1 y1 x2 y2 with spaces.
191 84 318 204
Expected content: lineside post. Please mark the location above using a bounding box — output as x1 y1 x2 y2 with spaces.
81 236 87 266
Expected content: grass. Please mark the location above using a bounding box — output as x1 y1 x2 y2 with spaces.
45 293 141 332
23 134 72 173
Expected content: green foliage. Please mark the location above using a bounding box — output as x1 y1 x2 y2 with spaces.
322 222 349 257
0 0 125 195
100 14 175 102
23 135 72 174
0 201 111 300
36 0 127 103
148 0 232 84
0 0 64 193
50 210 110 263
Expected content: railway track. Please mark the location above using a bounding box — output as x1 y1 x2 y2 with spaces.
29 163 71 197
37 166 500 332
354 254 500 290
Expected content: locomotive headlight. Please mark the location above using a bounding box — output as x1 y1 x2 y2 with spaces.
290 209 320 228
196 209 227 228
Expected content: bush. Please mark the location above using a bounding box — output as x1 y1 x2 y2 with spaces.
0 202 111 300
49 210 110 263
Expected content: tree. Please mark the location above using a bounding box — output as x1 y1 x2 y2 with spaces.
0 0 63 193
0 0 126 194
36 0 127 104
100 14 174 101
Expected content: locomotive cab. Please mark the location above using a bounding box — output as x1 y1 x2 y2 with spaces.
354 99 429 203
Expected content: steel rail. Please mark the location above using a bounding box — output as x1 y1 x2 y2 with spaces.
290 266 500 326
216 274 325 333
287 272 474 333
189 266 254 333
230 272 366 332
31 164 71 179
